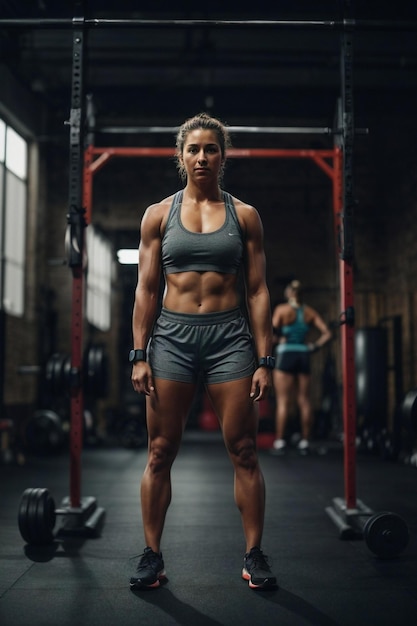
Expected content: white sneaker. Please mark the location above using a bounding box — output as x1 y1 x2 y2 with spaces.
271 439 287 455
297 439 310 455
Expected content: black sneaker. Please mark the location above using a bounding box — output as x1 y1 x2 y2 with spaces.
242 546 277 589
130 547 166 589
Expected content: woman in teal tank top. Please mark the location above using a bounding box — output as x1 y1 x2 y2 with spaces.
271 280 331 456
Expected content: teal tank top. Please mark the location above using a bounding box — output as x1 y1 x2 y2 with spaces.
161 190 244 275
277 306 309 353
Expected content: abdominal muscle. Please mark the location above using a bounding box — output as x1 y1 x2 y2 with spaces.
163 271 240 314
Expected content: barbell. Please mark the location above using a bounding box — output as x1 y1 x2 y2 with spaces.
44 344 108 398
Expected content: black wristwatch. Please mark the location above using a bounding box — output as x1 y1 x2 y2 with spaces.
258 356 275 369
129 349 146 363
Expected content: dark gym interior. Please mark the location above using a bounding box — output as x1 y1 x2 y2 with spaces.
1 3 417 625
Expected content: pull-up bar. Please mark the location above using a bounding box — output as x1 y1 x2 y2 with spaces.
95 125 369 136
97 125 335 136
1 17 417 31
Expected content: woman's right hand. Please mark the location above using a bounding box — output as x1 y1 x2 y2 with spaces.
131 362 155 395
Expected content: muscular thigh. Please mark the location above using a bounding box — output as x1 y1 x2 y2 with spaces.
146 378 197 446
206 376 258 446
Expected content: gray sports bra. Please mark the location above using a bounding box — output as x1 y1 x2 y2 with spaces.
161 190 244 275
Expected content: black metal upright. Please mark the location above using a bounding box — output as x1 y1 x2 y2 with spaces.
56 4 105 538
66 16 87 509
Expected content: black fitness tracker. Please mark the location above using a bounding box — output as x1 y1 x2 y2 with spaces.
258 356 275 369
129 349 146 363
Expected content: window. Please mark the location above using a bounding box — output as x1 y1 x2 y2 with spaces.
86 226 113 331
6 126 27 179
0 119 28 317
0 120 5 163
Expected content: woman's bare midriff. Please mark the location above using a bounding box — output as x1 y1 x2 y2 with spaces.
163 271 240 314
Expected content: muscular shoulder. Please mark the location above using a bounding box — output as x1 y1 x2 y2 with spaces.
143 194 174 222
272 303 294 325
229 195 262 233
231 195 258 218
141 193 175 236
303 305 325 326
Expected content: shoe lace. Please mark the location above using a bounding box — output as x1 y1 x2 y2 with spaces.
129 550 159 571
248 548 271 570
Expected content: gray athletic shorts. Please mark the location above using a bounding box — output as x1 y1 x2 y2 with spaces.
148 307 256 384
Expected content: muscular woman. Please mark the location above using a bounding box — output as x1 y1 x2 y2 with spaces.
129 113 277 590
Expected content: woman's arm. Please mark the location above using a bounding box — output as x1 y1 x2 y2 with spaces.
240 202 273 400
305 305 332 351
131 203 164 394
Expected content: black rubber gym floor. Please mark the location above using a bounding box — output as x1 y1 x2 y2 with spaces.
1 432 416 626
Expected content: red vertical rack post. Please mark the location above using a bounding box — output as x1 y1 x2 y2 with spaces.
333 146 357 511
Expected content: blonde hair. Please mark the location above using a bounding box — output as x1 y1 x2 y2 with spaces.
285 280 303 302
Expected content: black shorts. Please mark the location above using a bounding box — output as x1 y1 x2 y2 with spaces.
275 350 311 375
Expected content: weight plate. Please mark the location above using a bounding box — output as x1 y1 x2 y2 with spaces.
53 353 67 394
18 487 45 545
18 487 36 544
83 344 108 398
25 410 64 454
45 353 70 396
83 344 95 396
45 353 59 395
63 355 72 393
18 487 56 546
364 511 409 558
35 488 56 544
